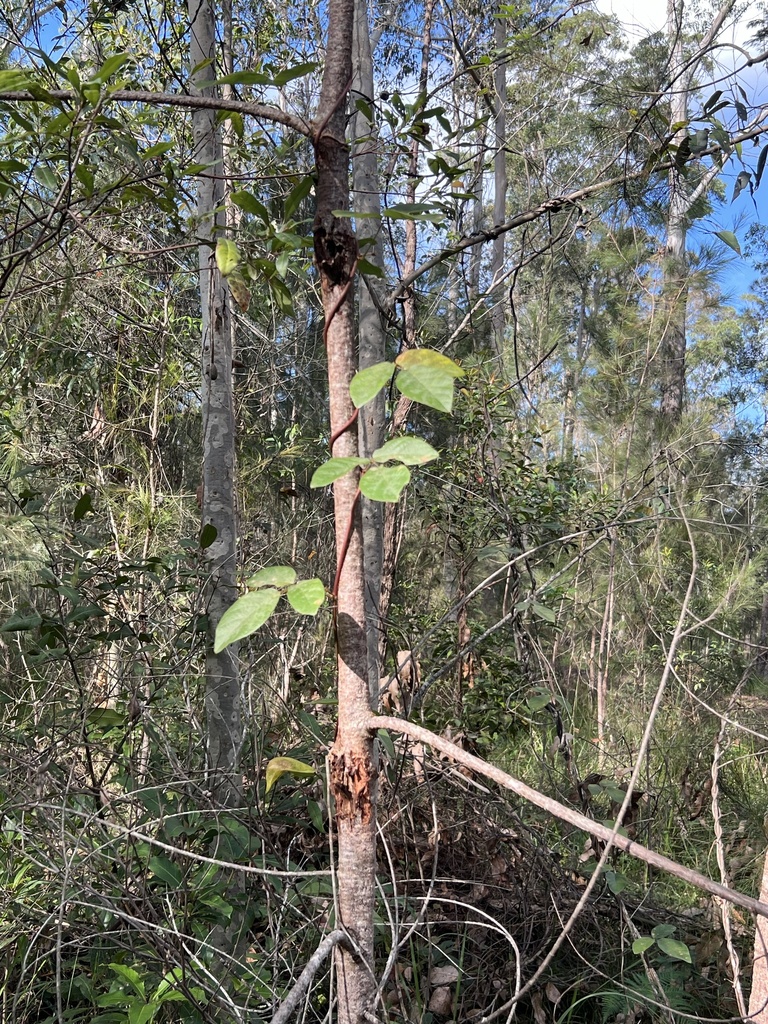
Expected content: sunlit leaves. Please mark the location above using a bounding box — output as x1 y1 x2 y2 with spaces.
372 437 438 465
213 590 280 651
247 565 297 588
349 362 395 408
286 578 325 614
359 464 411 502
310 457 367 487
394 349 465 413
714 229 740 255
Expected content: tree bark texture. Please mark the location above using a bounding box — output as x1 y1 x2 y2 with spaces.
188 0 241 806
315 0 376 1019
750 846 768 1021
352 0 386 695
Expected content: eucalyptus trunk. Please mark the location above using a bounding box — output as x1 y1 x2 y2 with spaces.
352 0 386 692
315 0 376 1017
188 0 241 806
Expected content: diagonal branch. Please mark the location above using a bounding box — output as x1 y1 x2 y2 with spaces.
370 714 768 920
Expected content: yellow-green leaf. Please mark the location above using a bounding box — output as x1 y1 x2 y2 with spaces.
395 348 464 377
215 237 239 276
359 464 411 502
214 590 280 652
286 578 325 615
372 437 439 465
265 756 315 794
350 362 395 408
247 565 297 589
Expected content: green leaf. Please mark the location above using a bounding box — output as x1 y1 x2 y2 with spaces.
91 53 130 84
0 611 42 632
359 464 411 502
215 238 239 275
350 362 395 408
310 457 367 487
714 229 741 255
396 348 464 377
271 61 318 86
286 578 326 615
372 437 439 465
265 756 315 794
632 937 655 955
231 190 269 221
213 590 280 652
284 175 314 218
246 565 297 589
532 602 556 623
358 256 384 277
382 202 444 223
656 937 691 962
0 69 30 90
651 923 676 939
129 1002 160 1024
605 870 627 894
108 963 146 997
73 493 94 521
149 855 182 887
308 800 324 831
396 366 456 413
214 70 271 86
200 524 217 549
526 693 552 713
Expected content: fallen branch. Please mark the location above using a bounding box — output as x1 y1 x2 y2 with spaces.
370 714 768 920
271 930 353 1024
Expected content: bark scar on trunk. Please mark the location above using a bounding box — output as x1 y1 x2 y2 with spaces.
329 749 376 823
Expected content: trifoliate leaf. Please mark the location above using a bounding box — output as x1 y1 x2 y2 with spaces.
359 464 411 502
247 565 296 589
286 578 325 615
214 590 280 652
372 437 439 465
265 756 315 794
349 362 395 408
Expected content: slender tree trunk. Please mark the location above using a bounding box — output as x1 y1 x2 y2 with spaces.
658 0 688 426
750 847 768 1021
188 0 241 807
314 0 376 1018
352 0 386 695
491 13 507 357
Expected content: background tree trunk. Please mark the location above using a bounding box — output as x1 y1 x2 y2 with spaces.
188 0 241 806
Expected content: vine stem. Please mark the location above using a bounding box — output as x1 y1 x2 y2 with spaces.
332 489 362 599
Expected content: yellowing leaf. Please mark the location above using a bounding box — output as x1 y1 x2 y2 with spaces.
215 237 239 276
395 349 464 377
265 756 315 794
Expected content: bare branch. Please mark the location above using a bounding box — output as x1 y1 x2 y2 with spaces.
370 715 768 920
271 930 353 1024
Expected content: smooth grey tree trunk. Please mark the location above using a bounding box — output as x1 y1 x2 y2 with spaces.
491 13 507 357
188 0 242 807
352 0 386 696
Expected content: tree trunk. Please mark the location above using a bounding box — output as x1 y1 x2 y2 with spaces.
188 0 241 807
491 13 507 357
314 0 376 1018
352 0 386 696
750 846 768 1021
